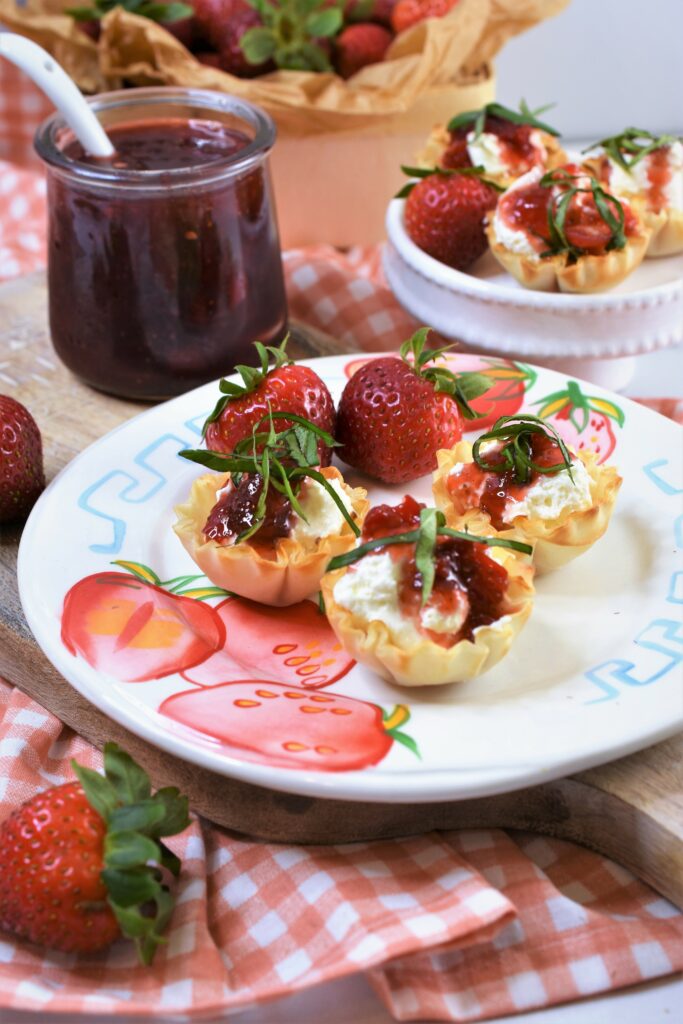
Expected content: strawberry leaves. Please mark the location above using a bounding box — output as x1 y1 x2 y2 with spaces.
399 328 492 420
396 163 504 199
203 336 292 436
241 0 343 72
73 743 189 965
67 0 192 22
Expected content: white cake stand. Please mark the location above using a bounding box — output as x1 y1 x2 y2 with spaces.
384 199 683 392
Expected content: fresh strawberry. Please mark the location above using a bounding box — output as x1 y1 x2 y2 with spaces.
0 395 45 523
0 744 189 961
160 681 417 770
204 338 336 465
61 561 227 683
401 166 499 271
391 0 458 33
335 328 491 483
343 354 537 431
334 22 393 77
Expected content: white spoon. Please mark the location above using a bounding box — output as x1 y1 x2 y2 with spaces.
0 31 114 158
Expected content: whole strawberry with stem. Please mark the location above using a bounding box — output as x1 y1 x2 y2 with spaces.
0 395 45 523
0 743 189 961
334 22 393 77
335 328 491 483
399 165 500 271
204 336 336 465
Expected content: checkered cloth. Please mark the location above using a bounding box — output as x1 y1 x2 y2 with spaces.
1 140 683 1018
2 681 682 1020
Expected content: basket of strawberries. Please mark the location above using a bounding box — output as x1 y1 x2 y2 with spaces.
1 0 570 245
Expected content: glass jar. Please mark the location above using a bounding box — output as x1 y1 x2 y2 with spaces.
35 88 288 401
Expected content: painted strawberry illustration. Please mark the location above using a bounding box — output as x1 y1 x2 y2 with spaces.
61 562 227 682
343 354 535 433
534 380 624 463
159 681 418 771
182 597 355 689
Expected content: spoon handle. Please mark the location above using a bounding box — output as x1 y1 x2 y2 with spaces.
0 31 114 158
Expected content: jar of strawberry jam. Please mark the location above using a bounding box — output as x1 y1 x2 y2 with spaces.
35 88 287 400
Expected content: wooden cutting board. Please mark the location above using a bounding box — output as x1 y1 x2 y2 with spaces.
1 272 681 908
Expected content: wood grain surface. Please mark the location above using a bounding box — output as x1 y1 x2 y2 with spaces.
1 273 681 908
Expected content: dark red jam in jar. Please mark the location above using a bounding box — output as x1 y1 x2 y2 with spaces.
35 89 287 400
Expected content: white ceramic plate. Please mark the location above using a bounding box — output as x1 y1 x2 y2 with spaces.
384 200 683 390
18 354 683 803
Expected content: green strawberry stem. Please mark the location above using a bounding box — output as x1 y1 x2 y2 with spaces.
72 743 189 965
203 336 293 436
111 560 232 601
396 164 505 199
241 0 343 72
399 328 493 420
67 0 192 23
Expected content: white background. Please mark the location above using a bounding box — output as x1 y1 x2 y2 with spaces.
496 0 683 138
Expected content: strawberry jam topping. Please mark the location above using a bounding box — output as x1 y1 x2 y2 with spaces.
401 538 509 645
645 146 672 213
448 433 569 530
499 165 639 255
443 115 542 176
362 494 423 541
361 495 509 646
203 474 292 544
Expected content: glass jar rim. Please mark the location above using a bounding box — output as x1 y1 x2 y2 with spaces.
34 87 277 188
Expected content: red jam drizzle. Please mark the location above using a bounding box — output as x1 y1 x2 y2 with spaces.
204 474 292 545
443 115 542 176
360 495 508 647
499 165 638 255
646 146 672 213
362 494 423 542
400 538 509 646
448 433 569 530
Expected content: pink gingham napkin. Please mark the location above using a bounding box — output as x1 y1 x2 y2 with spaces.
1 680 682 1020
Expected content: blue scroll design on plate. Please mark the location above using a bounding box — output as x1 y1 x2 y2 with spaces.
78 432 194 555
584 457 682 704
585 619 683 704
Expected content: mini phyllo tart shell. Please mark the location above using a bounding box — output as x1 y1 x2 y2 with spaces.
320 547 534 688
641 207 683 257
484 216 650 293
174 467 369 607
433 443 622 574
